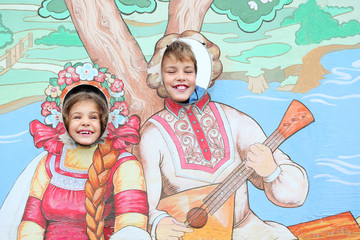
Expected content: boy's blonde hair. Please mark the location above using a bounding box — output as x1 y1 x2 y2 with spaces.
62 88 109 135
162 40 198 74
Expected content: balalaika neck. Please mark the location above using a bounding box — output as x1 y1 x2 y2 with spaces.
202 130 285 215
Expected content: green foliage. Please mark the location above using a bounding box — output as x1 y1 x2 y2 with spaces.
38 0 69 20
35 26 83 47
211 0 293 32
49 77 58 86
282 0 360 45
38 0 156 19
282 4 353 26
115 0 156 14
323 6 353 16
0 14 13 49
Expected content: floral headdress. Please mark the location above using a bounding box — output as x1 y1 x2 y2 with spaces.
30 62 140 155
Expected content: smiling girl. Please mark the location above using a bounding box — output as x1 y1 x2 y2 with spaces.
62 91 106 146
17 63 150 240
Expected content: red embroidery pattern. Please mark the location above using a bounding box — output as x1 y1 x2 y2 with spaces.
201 106 225 166
158 104 225 169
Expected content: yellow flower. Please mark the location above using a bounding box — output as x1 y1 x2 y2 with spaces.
45 85 61 98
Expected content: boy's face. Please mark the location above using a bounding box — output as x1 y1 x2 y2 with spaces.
67 99 102 146
161 55 196 103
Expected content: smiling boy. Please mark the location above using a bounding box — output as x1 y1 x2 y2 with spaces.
161 41 206 104
161 41 196 103
134 39 308 240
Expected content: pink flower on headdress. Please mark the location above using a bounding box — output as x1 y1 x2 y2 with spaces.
45 85 62 98
110 79 124 92
111 101 129 116
94 71 106 83
58 66 79 85
41 101 60 117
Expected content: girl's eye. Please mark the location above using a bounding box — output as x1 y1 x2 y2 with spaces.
90 115 99 120
73 116 81 119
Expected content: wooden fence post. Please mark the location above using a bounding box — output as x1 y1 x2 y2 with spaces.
5 50 11 69
0 32 34 76
29 32 33 48
20 39 24 58
15 44 21 61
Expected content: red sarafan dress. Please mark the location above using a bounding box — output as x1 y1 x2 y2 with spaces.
8 62 151 239
19 143 149 239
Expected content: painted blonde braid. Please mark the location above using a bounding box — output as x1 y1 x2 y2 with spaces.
85 140 119 240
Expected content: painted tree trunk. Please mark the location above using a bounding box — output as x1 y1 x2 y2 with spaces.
165 0 213 34
65 0 215 121
65 0 163 121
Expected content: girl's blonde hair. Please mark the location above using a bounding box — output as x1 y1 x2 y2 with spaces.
62 88 109 135
162 40 198 74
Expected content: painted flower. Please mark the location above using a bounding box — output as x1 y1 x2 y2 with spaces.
106 73 114 84
45 109 61 128
57 66 79 85
41 101 60 117
109 90 124 99
109 109 127 128
111 101 129 116
76 63 99 81
45 85 62 98
94 71 106 83
110 79 124 92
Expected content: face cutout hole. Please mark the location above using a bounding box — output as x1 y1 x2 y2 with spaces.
161 38 212 104
62 84 108 107
62 85 109 145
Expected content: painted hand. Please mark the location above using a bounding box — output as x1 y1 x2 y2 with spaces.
246 143 277 177
156 217 193 240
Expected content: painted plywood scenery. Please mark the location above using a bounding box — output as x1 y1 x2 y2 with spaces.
0 0 360 239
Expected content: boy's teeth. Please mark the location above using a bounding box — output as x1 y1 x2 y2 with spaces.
176 85 186 90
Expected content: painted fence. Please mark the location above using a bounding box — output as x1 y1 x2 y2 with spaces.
0 32 33 76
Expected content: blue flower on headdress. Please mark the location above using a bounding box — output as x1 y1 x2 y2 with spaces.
44 109 61 128
75 63 99 81
109 90 125 99
109 109 127 128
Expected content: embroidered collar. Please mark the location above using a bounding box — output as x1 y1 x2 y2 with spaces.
165 94 210 119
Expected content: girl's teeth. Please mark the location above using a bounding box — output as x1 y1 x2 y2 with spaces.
80 131 92 135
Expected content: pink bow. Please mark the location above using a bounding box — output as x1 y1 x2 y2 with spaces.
29 120 65 155
107 116 140 150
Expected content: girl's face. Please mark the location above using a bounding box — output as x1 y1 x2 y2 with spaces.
162 55 196 103
67 99 102 146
